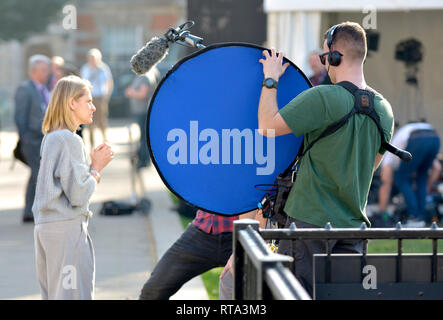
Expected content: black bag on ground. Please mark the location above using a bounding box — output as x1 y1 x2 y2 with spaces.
100 201 136 216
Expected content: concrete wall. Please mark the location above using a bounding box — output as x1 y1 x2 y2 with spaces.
72 0 186 64
0 41 22 130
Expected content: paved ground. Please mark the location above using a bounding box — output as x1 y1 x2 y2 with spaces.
0 122 208 300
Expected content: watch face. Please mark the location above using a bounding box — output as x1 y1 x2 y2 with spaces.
265 78 275 87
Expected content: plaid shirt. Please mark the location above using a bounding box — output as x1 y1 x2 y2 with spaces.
192 210 239 234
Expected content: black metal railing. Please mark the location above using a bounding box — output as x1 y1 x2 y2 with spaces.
233 219 311 300
260 221 443 284
234 219 443 300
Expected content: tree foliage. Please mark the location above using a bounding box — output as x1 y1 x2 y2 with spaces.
0 0 68 41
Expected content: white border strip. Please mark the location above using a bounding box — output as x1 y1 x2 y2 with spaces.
264 0 443 12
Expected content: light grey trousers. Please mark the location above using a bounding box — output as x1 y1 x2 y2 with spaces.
34 215 95 300
219 270 233 300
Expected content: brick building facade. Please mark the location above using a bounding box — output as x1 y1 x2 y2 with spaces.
0 0 186 124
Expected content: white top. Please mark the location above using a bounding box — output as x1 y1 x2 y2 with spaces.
32 129 97 224
382 122 434 170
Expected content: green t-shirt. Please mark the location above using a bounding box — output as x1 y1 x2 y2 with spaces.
279 84 394 228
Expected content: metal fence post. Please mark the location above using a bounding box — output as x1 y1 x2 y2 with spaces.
233 219 259 300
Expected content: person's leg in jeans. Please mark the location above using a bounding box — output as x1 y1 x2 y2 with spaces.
139 224 220 300
89 97 105 148
95 96 109 143
415 136 440 219
395 135 440 220
136 112 150 169
395 139 422 219
22 141 41 221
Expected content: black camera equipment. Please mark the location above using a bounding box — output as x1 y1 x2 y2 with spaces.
394 38 425 122
395 39 423 65
366 30 380 52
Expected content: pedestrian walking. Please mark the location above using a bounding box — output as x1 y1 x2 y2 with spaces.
14 54 51 223
80 48 113 148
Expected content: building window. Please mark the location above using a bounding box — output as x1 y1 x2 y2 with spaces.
101 24 142 70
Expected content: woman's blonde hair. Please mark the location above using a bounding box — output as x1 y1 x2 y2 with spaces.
42 75 92 134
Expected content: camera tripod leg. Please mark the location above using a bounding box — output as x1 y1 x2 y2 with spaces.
127 124 139 205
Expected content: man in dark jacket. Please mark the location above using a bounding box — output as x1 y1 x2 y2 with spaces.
14 54 51 223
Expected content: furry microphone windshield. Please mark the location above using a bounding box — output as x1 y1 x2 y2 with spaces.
130 37 170 75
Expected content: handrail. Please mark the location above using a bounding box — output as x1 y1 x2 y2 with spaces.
259 221 443 286
233 219 443 300
265 263 311 300
260 222 443 241
233 219 311 300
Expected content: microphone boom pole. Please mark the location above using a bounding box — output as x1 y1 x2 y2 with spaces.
130 20 205 76
164 21 206 49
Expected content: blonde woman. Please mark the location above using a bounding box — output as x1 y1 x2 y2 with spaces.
32 75 114 299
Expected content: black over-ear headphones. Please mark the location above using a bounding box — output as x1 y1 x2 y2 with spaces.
327 25 343 66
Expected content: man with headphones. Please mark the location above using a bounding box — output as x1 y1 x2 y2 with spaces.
257 21 394 295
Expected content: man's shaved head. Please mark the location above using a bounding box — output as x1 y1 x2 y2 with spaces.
325 21 367 63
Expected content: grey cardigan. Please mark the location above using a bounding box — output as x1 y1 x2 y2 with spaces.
32 129 97 224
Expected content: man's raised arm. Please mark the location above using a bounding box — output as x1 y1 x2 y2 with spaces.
258 48 292 137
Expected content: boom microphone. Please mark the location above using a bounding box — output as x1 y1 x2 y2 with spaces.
130 21 204 75
130 37 169 75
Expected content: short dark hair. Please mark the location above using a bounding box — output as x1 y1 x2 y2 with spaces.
324 21 367 62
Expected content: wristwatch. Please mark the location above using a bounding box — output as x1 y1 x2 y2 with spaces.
90 169 101 184
262 77 278 89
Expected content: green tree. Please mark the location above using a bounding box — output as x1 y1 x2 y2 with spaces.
0 0 67 41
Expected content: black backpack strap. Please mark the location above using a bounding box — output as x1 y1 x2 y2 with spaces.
335 80 359 95
336 81 388 151
299 81 360 158
300 81 389 159
286 81 410 172
280 139 305 176
300 108 357 157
